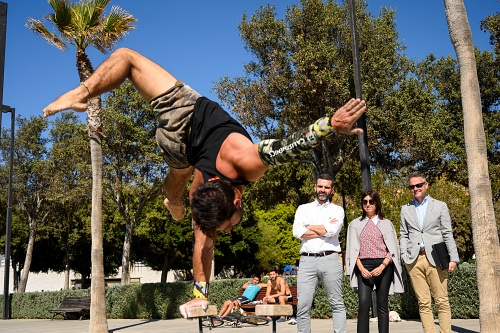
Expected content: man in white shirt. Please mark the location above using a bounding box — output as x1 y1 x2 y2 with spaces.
292 174 346 333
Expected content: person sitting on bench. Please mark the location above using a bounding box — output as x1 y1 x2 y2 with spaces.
218 275 266 317
262 269 293 322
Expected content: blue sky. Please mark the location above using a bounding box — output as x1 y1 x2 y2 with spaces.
1 0 498 123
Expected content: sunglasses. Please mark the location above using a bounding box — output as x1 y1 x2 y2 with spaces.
408 182 426 190
362 199 375 205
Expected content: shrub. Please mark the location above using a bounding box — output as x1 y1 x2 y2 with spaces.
0 264 478 319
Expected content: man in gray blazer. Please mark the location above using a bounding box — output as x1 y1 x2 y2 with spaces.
400 171 460 333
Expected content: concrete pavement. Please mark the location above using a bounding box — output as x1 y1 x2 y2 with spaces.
0 318 480 333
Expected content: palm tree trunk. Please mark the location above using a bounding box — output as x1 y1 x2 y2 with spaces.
444 1 500 331
88 116 108 333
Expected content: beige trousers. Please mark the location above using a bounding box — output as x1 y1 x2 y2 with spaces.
406 254 451 333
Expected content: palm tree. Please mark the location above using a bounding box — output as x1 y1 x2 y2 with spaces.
443 0 500 331
27 1 136 331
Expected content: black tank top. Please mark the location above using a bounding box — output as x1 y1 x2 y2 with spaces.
187 97 252 185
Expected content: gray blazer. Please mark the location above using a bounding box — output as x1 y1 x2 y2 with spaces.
345 217 404 294
400 196 460 266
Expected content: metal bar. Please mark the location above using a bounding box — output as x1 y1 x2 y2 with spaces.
2 106 14 320
347 0 372 192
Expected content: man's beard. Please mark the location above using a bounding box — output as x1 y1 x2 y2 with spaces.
316 192 329 202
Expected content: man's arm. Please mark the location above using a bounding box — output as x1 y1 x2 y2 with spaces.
179 224 212 319
399 209 409 263
178 170 212 318
301 225 327 239
265 280 272 298
439 202 459 271
192 224 214 282
293 205 315 239
189 169 212 282
162 167 193 221
241 280 252 289
230 99 367 182
323 207 344 237
293 210 343 239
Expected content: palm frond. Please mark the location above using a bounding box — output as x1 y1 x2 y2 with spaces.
27 0 136 54
47 0 74 35
97 6 137 50
26 18 67 50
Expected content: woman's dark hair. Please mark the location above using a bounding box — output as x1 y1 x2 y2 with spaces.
191 179 239 239
360 189 385 220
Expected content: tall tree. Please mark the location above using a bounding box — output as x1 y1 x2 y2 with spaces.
47 112 92 289
101 80 166 284
214 0 406 179
11 116 51 293
444 0 500 331
27 1 136 331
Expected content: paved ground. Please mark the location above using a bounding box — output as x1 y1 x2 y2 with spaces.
0 318 480 333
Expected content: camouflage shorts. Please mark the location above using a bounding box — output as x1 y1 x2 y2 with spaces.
150 80 201 169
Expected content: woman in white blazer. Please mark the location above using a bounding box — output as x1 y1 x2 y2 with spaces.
346 190 404 333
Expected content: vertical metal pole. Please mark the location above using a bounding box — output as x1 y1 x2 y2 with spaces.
2 106 13 320
347 0 376 319
0 2 6 107
0 1 8 321
347 0 371 192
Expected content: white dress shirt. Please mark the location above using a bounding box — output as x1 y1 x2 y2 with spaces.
293 199 344 253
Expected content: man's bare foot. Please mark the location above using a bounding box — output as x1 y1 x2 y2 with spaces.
331 98 366 135
43 86 89 117
164 198 186 220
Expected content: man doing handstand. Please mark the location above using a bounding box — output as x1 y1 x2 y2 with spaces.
43 48 366 317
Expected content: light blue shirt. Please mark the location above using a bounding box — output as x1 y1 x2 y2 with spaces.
414 195 429 248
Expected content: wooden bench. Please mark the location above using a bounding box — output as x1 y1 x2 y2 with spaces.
182 304 217 333
48 296 91 320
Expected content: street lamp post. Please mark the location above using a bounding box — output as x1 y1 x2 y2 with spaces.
2 104 14 320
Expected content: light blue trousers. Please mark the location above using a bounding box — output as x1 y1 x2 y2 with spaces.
296 253 346 333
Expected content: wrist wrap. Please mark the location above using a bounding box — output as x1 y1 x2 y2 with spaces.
193 281 209 299
257 116 334 167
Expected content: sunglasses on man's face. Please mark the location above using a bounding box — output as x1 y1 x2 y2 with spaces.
408 182 426 190
362 199 375 205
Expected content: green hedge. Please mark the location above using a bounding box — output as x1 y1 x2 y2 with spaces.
1 263 478 319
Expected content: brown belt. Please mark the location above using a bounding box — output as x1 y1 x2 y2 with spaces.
419 249 426 255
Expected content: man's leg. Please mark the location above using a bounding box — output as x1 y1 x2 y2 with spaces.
263 297 277 304
162 166 193 220
43 48 177 116
219 300 236 317
428 266 451 333
320 253 346 333
276 296 288 321
406 257 436 333
296 256 318 333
